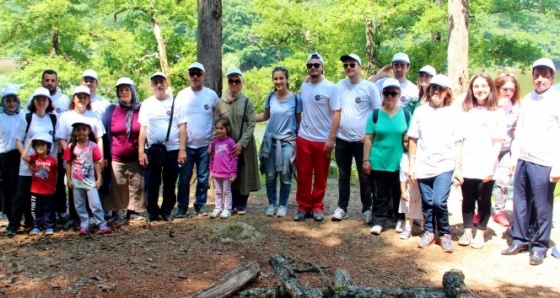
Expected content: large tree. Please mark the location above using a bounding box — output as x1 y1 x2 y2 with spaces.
197 0 222 96
447 0 469 95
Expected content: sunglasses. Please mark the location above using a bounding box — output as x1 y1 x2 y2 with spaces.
307 63 321 69
228 79 241 85
189 71 203 77
382 91 399 97
343 63 356 69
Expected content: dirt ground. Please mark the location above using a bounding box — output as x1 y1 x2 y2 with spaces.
0 180 559 298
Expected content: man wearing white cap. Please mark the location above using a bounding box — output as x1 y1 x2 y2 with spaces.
331 53 381 223
369 52 419 108
502 58 560 265
174 62 218 217
81 69 111 118
138 72 187 222
25 70 71 119
294 53 340 221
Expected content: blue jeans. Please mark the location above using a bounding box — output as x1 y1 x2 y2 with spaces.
418 171 453 236
264 140 293 207
177 146 209 209
145 150 180 217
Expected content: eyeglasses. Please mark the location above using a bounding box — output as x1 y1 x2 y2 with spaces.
382 91 399 97
228 79 241 85
189 71 203 77
501 87 515 93
343 63 356 69
307 63 321 69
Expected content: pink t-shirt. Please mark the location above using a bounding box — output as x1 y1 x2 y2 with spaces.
110 107 140 162
209 137 238 178
63 141 102 189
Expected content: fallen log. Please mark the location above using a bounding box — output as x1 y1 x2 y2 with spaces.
239 285 288 298
189 261 260 298
269 254 322 298
333 269 351 287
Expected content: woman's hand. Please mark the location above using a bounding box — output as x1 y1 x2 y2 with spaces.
362 160 371 175
96 179 102 189
452 170 464 185
233 143 243 156
139 153 148 167
67 180 74 189
401 192 409 202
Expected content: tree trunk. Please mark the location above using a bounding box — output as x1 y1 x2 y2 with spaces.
432 0 443 43
50 27 59 57
151 14 170 78
197 0 223 97
365 19 377 77
447 0 469 95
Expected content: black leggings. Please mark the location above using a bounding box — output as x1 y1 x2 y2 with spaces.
461 178 495 230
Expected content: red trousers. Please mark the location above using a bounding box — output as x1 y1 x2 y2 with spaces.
295 137 331 212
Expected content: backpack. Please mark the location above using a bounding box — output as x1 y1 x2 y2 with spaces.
25 113 57 141
372 107 411 125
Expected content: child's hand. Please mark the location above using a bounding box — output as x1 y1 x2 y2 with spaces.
229 176 236 182
401 192 409 202
96 179 102 189
67 180 74 189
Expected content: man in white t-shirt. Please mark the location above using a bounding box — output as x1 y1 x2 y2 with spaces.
175 62 218 217
502 58 560 266
333 53 381 224
138 72 187 222
81 69 111 118
294 53 340 222
369 52 419 108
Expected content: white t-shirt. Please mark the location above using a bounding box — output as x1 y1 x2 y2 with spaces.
15 114 57 176
26 91 71 119
90 94 112 119
459 107 506 179
298 78 340 142
376 78 419 107
176 87 218 149
138 95 181 151
336 79 381 142
55 110 105 143
407 104 463 179
0 112 24 153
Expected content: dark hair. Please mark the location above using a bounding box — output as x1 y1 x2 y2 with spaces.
69 93 92 110
532 66 555 78
42 70 57 80
272 66 290 90
214 117 233 137
28 96 54 113
427 84 454 107
69 124 97 162
462 73 497 112
32 139 52 153
494 73 521 105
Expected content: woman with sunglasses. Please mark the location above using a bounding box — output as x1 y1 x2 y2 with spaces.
0 87 23 225
214 67 260 215
491 73 521 227
457 74 505 249
257 66 302 217
408 74 461 253
363 78 410 235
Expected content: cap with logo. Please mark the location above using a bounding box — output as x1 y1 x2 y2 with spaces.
306 52 324 64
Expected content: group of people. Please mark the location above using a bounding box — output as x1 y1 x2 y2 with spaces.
0 53 559 265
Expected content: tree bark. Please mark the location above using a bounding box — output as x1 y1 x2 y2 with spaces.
447 0 469 95
333 269 351 287
50 27 59 57
269 254 322 298
189 261 260 298
197 0 223 97
151 14 170 78
365 19 377 77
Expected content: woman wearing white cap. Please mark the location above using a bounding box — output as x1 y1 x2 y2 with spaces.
407 74 461 253
0 87 23 223
457 74 505 249
214 67 260 215
6 88 57 236
101 78 145 223
55 86 105 228
410 65 436 113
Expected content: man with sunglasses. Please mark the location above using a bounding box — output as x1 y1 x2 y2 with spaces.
175 62 218 218
369 52 419 108
332 53 381 223
294 53 340 221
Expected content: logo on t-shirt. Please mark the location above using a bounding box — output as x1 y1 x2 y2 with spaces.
166 110 171 116
56 108 61 113
34 168 50 180
355 97 362 104
400 96 406 103
204 104 210 110
49 130 54 136
314 95 322 101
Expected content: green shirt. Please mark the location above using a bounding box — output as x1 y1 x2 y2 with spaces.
366 108 409 171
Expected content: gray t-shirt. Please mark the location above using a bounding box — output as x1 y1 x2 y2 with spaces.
264 93 302 136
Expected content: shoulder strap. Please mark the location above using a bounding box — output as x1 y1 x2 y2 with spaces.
372 108 379 124
25 113 32 136
238 98 249 140
48 114 57 137
294 94 300 134
165 98 175 143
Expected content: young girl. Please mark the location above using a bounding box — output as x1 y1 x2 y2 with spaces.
209 117 238 219
398 134 423 239
63 120 110 234
22 133 57 235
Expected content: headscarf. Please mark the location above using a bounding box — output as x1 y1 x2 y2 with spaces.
115 82 140 138
0 87 21 115
223 75 243 104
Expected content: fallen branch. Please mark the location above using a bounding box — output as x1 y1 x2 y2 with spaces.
293 265 329 273
269 254 322 298
189 261 260 298
333 269 351 287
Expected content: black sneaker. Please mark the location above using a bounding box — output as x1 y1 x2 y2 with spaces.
146 214 160 223
175 207 188 218
161 214 173 222
294 211 307 221
194 206 207 216
5 227 17 237
63 218 78 229
313 211 324 221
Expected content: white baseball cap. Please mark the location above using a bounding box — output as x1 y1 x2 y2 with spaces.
382 78 401 90
150 71 167 80
71 116 93 129
188 62 205 72
115 77 135 86
32 133 53 145
306 52 324 64
32 87 51 99
532 58 556 74
226 67 242 78
430 74 451 89
340 53 361 65
73 85 91 96
82 69 98 80
418 65 436 77
1 86 18 98
392 52 410 64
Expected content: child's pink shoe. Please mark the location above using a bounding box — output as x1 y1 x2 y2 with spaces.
99 225 111 234
79 227 88 235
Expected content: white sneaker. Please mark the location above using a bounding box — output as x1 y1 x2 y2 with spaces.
395 220 404 233
220 209 231 219
265 204 276 217
363 210 373 224
332 207 348 221
276 205 287 217
210 209 221 219
370 225 383 235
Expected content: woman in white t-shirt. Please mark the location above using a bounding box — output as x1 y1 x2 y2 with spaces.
457 74 505 249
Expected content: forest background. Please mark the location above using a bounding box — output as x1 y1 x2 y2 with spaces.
1 0 560 113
